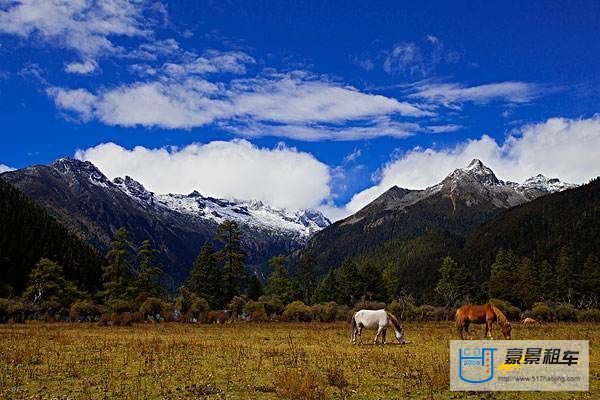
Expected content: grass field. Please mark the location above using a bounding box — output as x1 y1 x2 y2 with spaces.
0 322 597 399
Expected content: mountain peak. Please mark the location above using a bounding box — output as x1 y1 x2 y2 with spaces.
466 158 485 170
443 159 499 186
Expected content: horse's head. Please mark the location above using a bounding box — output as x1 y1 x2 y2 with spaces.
502 322 512 339
395 327 406 345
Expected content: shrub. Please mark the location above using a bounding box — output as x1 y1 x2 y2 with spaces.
283 301 312 322
259 295 285 316
310 302 338 322
0 298 31 323
187 296 209 322
576 308 600 322
275 369 325 400
353 300 386 311
243 300 266 316
489 298 521 321
553 303 577 322
70 300 102 322
250 309 269 322
228 296 248 317
335 305 352 321
531 302 552 322
107 299 133 314
206 310 228 323
414 305 436 321
139 297 167 321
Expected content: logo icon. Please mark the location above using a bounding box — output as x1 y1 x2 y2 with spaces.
458 347 497 384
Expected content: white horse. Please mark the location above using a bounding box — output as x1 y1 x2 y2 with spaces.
351 309 406 345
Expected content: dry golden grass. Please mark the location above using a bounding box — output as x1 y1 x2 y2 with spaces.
0 321 597 399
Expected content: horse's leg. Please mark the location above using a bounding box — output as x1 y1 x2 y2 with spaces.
374 326 384 344
381 328 387 345
358 325 363 345
464 321 470 340
484 322 488 339
487 320 494 340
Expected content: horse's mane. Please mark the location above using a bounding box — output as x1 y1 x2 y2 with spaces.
387 312 402 331
490 305 509 326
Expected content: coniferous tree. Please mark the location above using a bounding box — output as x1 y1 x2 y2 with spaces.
297 251 317 304
382 262 401 300
555 247 575 302
359 262 386 301
132 239 165 299
247 273 264 300
514 257 538 309
487 249 519 305
434 256 474 308
102 227 133 302
582 254 600 306
265 255 293 304
215 220 246 303
336 258 362 306
314 270 338 303
24 258 83 319
186 241 223 307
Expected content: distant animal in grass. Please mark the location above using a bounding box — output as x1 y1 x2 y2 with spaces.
521 317 541 325
351 309 406 345
455 304 511 340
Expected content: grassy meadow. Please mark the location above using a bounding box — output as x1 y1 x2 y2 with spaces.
0 322 597 399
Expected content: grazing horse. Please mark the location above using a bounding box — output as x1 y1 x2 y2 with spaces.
455 304 511 340
522 317 541 325
351 309 406 345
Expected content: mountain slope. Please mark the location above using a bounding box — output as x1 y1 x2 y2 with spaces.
463 177 600 277
2 159 330 283
303 159 575 273
0 178 105 296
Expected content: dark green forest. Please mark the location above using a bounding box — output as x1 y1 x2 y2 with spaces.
1 177 599 324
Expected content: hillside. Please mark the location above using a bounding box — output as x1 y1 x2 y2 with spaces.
0 178 105 296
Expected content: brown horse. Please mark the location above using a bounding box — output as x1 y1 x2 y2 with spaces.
455 304 511 340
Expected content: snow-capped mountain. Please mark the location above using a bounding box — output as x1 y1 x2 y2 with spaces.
303 159 576 274
2 158 330 282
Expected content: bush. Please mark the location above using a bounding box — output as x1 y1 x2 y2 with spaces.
228 296 248 317
554 303 577 322
259 296 285 316
0 298 31 323
70 300 102 322
107 299 133 314
139 297 168 321
187 296 209 322
414 305 436 321
335 305 352 321
353 300 386 311
530 302 552 322
576 308 600 322
489 298 521 321
275 369 325 400
283 301 312 322
310 302 338 322
206 310 229 323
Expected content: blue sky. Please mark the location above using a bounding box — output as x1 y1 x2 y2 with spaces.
1 1 600 219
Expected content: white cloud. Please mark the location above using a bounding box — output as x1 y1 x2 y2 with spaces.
0 163 15 173
0 0 152 57
344 115 600 213
408 81 543 108
65 59 97 74
47 73 430 137
164 50 255 76
75 139 331 210
383 43 425 76
343 148 362 163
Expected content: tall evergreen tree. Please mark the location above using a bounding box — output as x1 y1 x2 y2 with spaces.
434 256 474 308
297 251 317 304
247 273 264 300
382 262 401 300
487 249 519 304
555 246 575 302
215 220 246 303
24 258 82 318
359 262 386 301
314 270 338 303
102 227 133 302
132 239 165 299
265 255 293 304
582 254 600 305
336 258 362 306
186 241 223 307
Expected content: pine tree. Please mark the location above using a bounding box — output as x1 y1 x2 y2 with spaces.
359 262 386 301
265 255 293 304
382 262 401 300
186 241 223 307
102 227 133 302
247 273 264 300
24 258 83 319
132 239 165 299
297 251 317 304
487 249 519 305
582 254 600 304
555 247 575 302
314 270 338 303
215 220 246 303
336 258 362 306
434 256 474 308
515 256 538 309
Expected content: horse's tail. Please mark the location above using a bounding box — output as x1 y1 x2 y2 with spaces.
491 304 509 326
350 313 357 342
455 307 464 337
